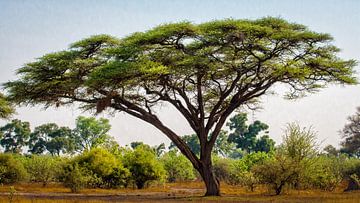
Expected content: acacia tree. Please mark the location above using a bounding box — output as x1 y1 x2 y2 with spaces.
4 18 356 195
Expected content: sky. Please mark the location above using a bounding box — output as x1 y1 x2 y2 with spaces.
0 0 359 148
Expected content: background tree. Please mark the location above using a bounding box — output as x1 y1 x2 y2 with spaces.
0 93 14 119
73 116 112 152
340 107 360 158
5 18 356 196
0 119 31 153
169 132 237 158
323 145 339 156
169 134 200 155
227 113 274 153
28 123 75 155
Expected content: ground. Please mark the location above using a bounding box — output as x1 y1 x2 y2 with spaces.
0 182 359 203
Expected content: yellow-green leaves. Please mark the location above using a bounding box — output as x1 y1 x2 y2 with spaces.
0 93 14 119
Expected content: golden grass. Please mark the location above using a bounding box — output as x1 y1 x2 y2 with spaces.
0 182 359 202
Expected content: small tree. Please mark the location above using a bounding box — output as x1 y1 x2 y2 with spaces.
5 18 356 196
122 145 166 189
253 123 318 195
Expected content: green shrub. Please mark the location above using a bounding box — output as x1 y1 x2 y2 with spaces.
161 150 195 182
252 153 299 195
122 145 166 189
304 155 343 191
24 155 62 186
63 163 94 192
62 148 129 191
212 157 233 183
0 153 28 184
253 123 318 195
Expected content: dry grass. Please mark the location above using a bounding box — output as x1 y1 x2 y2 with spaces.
0 182 359 202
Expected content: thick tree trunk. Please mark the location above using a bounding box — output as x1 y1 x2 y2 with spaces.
198 160 220 196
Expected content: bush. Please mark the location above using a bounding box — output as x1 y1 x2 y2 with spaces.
342 157 360 191
161 150 195 182
253 123 318 195
24 155 62 186
212 157 233 183
0 153 28 184
252 153 298 195
122 145 166 189
62 148 129 191
63 163 94 192
216 152 271 186
304 155 343 191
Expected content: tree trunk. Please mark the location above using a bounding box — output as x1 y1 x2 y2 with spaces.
199 160 220 196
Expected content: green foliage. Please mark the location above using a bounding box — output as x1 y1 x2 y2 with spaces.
253 123 318 195
23 155 62 186
342 157 360 191
252 153 297 195
0 153 28 184
170 131 239 158
28 123 75 155
74 148 129 189
0 119 31 153
304 155 343 191
323 145 340 156
73 116 112 152
160 150 195 182
122 145 166 189
212 157 234 182
63 163 93 192
62 148 129 192
227 113 275 153
212 152 271 186
169 134 200 155
0 93 14 119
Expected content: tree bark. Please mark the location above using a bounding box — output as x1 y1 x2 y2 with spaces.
198 158 220 196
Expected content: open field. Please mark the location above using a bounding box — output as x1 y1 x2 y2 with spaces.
0 182 359 203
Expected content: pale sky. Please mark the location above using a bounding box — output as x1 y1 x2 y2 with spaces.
0 0 359 148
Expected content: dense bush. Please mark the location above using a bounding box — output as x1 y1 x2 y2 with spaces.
122 145 166 189
0 153 28 184
304 155 343 191
62 148 129 191
63 163 94 192
160 150 195 182
23 155 63 186
342 157 360 191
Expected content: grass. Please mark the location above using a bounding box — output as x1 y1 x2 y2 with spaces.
0 181 359 202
